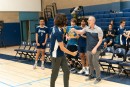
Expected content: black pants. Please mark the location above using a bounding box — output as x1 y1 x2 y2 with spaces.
50 55 70 87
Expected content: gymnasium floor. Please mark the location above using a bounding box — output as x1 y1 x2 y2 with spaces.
0 46 130 87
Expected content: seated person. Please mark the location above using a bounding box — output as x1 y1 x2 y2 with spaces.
104 24 115 48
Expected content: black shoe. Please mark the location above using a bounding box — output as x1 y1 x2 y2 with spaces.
94 78 101 84
85 75 94 81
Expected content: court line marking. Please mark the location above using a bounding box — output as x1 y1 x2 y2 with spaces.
14 74 63 87
0 81 14 87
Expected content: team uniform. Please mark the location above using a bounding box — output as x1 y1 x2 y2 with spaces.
50 26 70 87
78 26 87 53
117 26 127 46
35 26 48 49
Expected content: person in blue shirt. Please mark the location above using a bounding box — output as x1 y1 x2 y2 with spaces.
66 18 81 72
50 13 77 87
77 18 89 75
33 17 48 70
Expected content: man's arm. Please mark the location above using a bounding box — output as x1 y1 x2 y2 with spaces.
36 33 38 43
123 33 128 38
58 41 77 56
43 34 48 44
71 28 86 35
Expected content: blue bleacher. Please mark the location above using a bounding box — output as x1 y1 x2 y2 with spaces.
102 22 110 26
114 17 122 22
123 12 130 17
122 8 130 12
125 21 130 26
125 26 130 30
46 8 130 32
103 14 110 18
109 13 116 18
116 13 123 17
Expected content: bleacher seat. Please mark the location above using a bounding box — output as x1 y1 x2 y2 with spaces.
104 11 110 14
109 13 116 18
123 17 130 21
122 8 130 12
125 21 130 26
103 14 110 18
98 11 105 14
96 22 102 26
102 22 110 26
116 13 123 17
114 17 123 22
123 12 130 17
114 22 120 26
96 19 101 22
125 26 130 30
101 26 108 30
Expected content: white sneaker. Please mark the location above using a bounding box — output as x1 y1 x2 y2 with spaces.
60 67 62 72
84 68 89 75
41 65 45 70
33 64 37 69
78 69 85 74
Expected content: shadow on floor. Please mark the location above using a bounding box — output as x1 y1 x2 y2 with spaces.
0 54 130 85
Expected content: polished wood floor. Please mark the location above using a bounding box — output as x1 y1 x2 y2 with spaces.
0 46 129 87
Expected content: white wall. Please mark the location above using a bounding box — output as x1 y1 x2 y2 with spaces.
0 0 41 11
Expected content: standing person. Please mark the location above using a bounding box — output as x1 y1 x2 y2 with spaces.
78 18 89 75
66 18 81 72
50 13 77 87
71 16 103 84
33 17 48 70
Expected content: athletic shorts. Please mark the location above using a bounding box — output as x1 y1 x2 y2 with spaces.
37 43 46 49
78 47 86 53
66 45 78 60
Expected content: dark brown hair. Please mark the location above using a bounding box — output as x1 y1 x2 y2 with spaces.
54 13 67 27
71 18 77 24
120 20 126 24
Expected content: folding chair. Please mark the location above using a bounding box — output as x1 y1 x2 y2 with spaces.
99 47 115 71
14 41 26 59
24 42 37 60
18 42 31 59
106 48 126 73
119 50 130 76
45 41 51 62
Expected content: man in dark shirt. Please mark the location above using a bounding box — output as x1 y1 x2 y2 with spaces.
33 17 48 70
50 13 77 87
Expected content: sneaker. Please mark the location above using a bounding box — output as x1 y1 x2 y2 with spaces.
78 69 85 74
94 78 101 84
41 65 45 70
84 69 89 76
85 75 94 81
71 69 78 74
33 64 37 69
70 68 75 71
59 67 62 72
